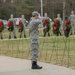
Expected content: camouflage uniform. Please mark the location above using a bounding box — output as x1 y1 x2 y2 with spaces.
70 11 75 35
0 19 4 39
19 18 26 38
42 13 50 37
29 11 43 69
29 18 41 61
43 17 50 37
8 18 16 39
56 14 62 36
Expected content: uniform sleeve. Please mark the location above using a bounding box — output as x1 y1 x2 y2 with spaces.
60 18 62 25
34 19 42 25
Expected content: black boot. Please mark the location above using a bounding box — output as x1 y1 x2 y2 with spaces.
70 32 72 35
32 61 42 69
1 36 3 40
48 32 50 37
14 36 17 39
9 36 11 39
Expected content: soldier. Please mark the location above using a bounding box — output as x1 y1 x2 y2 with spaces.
64 17 71 37
8 14 17 39
29 11 42 69
0 19 4 39
18 15 26 38
70 11 75 35
43 13 50 37
56 14 62 36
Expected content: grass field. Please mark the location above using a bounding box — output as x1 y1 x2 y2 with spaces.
0 26 75 69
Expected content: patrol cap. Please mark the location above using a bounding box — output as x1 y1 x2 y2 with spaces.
32 11 39 17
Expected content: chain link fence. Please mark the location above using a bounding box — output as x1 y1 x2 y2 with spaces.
0 0 75 70
0 28 75 69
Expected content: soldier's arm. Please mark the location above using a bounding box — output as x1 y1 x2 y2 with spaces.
13 19 16 26
60 18 62 25
34 19 42 25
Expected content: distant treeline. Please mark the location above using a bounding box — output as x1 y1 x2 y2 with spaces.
0 0 75 20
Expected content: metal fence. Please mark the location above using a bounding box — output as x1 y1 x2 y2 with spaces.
0 30 75 69
0 0 75 70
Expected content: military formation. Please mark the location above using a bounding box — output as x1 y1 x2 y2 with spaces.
0 11 75 40
0 11 75 69
0 14 27 39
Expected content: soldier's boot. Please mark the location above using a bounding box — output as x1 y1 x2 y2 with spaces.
31 61 42 69
60 32 62 36
24 35 26 38
9 36 11 39
70 32 72 35
1 36 3 40
48 33 50 37
57 32 60 36
14 36 17 39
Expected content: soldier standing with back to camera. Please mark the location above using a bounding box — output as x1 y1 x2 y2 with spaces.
8 14 17 39
70 11 75 35
29 11 42 69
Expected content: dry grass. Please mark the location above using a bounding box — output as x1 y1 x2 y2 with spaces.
0 27 75 69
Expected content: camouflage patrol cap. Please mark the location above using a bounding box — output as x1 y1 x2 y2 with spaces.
32 11 39 17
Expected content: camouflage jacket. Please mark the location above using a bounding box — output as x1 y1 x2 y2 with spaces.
29 18 41 43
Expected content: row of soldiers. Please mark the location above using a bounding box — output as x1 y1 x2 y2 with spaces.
0 11 75 39
43 11 75 37
0 14 27 39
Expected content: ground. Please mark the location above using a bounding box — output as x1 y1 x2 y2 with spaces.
0 56 75 75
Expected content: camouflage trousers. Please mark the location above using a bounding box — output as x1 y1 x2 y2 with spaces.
70 24 75 35
19 29 26 38
43 29 50 37
30 38 39 62
9 30 16 37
